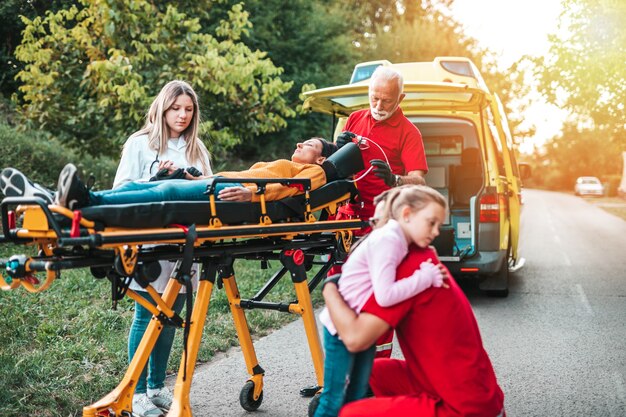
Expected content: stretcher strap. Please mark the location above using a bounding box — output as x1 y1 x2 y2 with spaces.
70 211 82 238
176 224 197 381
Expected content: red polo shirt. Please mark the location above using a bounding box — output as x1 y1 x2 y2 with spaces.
345 108 428 215
353 246 505 417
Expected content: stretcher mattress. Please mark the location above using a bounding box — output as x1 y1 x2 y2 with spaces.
64 179 357 229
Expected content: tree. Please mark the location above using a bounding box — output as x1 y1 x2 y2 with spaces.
222 0 363 161
526 122 623 191
14 0 294 157
536 0 626 141
0 0 78 98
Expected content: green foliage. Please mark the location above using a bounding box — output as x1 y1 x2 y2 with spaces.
14 0 295 157
349 0 455 40
527 0 626 187
523 122 623 191
0 0 79 98
0 96 18 125
536 0 626 139
601 174 622 197
0 122 117 190
357 0 469 60
0 251 323 416
242 0 360 87
223 0 363 161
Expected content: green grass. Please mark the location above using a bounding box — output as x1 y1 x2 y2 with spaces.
0 244 323 417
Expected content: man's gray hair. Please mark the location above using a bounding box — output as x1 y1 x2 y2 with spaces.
370 66 404 94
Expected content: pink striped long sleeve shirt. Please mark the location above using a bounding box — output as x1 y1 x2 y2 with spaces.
319 219 433 335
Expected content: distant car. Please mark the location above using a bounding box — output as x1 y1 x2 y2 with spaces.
575 176 604 196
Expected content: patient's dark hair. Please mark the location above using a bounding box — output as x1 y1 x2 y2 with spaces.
312 137 338 158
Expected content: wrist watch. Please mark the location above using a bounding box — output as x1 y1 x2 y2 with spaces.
395 174 403 187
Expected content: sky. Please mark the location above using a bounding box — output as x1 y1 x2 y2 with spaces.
450 0 568 153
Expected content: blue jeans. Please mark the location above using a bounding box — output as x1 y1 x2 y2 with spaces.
314 328 376 417
128 291 186 393
90 179 242 206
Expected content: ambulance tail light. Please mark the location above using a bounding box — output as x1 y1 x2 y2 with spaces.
479 193 500 223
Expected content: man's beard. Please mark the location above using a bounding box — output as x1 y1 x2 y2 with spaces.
370 104 398 121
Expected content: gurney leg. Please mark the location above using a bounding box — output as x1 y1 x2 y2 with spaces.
222 269 265 411
168 277 215 417
291 279 324 388
83 279 183 417
280 249 324 391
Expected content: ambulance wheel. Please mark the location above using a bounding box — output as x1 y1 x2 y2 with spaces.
240 380 263 411
308 393 321 417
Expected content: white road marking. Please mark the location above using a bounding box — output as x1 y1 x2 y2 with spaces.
546 212 557 234
575 284 594 315
552 235 572 265
547 211 571 266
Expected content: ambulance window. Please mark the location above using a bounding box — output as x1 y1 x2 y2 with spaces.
423 136 463 156
350 64 381 84
440 60 476 78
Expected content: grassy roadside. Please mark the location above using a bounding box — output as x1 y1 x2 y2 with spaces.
0 248 323 417
579 195 626 222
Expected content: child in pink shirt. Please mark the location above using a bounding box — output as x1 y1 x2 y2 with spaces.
314 185 449 417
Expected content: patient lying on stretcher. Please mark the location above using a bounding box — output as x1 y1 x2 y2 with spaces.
45 137 338 210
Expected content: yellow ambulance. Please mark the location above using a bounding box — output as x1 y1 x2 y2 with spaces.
303 57 530 296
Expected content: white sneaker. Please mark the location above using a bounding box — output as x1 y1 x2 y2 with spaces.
55 163 91 209
132 393 164 417
0 167 55 204
148 387 173 411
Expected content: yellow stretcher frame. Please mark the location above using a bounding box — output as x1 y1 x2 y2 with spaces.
0 179 365 417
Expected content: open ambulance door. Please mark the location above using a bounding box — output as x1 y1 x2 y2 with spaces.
490 94 523 264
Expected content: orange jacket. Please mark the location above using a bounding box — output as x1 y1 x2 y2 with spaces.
217 159 326 202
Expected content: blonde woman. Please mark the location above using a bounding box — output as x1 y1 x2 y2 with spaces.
114 80 211 187
116 80 211 417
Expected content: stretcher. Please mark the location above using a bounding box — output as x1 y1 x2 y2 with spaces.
0 144 367 417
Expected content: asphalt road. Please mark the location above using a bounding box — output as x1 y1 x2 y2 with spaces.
180 189 626 417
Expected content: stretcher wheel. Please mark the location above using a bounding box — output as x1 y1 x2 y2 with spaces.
308 393 321 417
239 380 263 411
